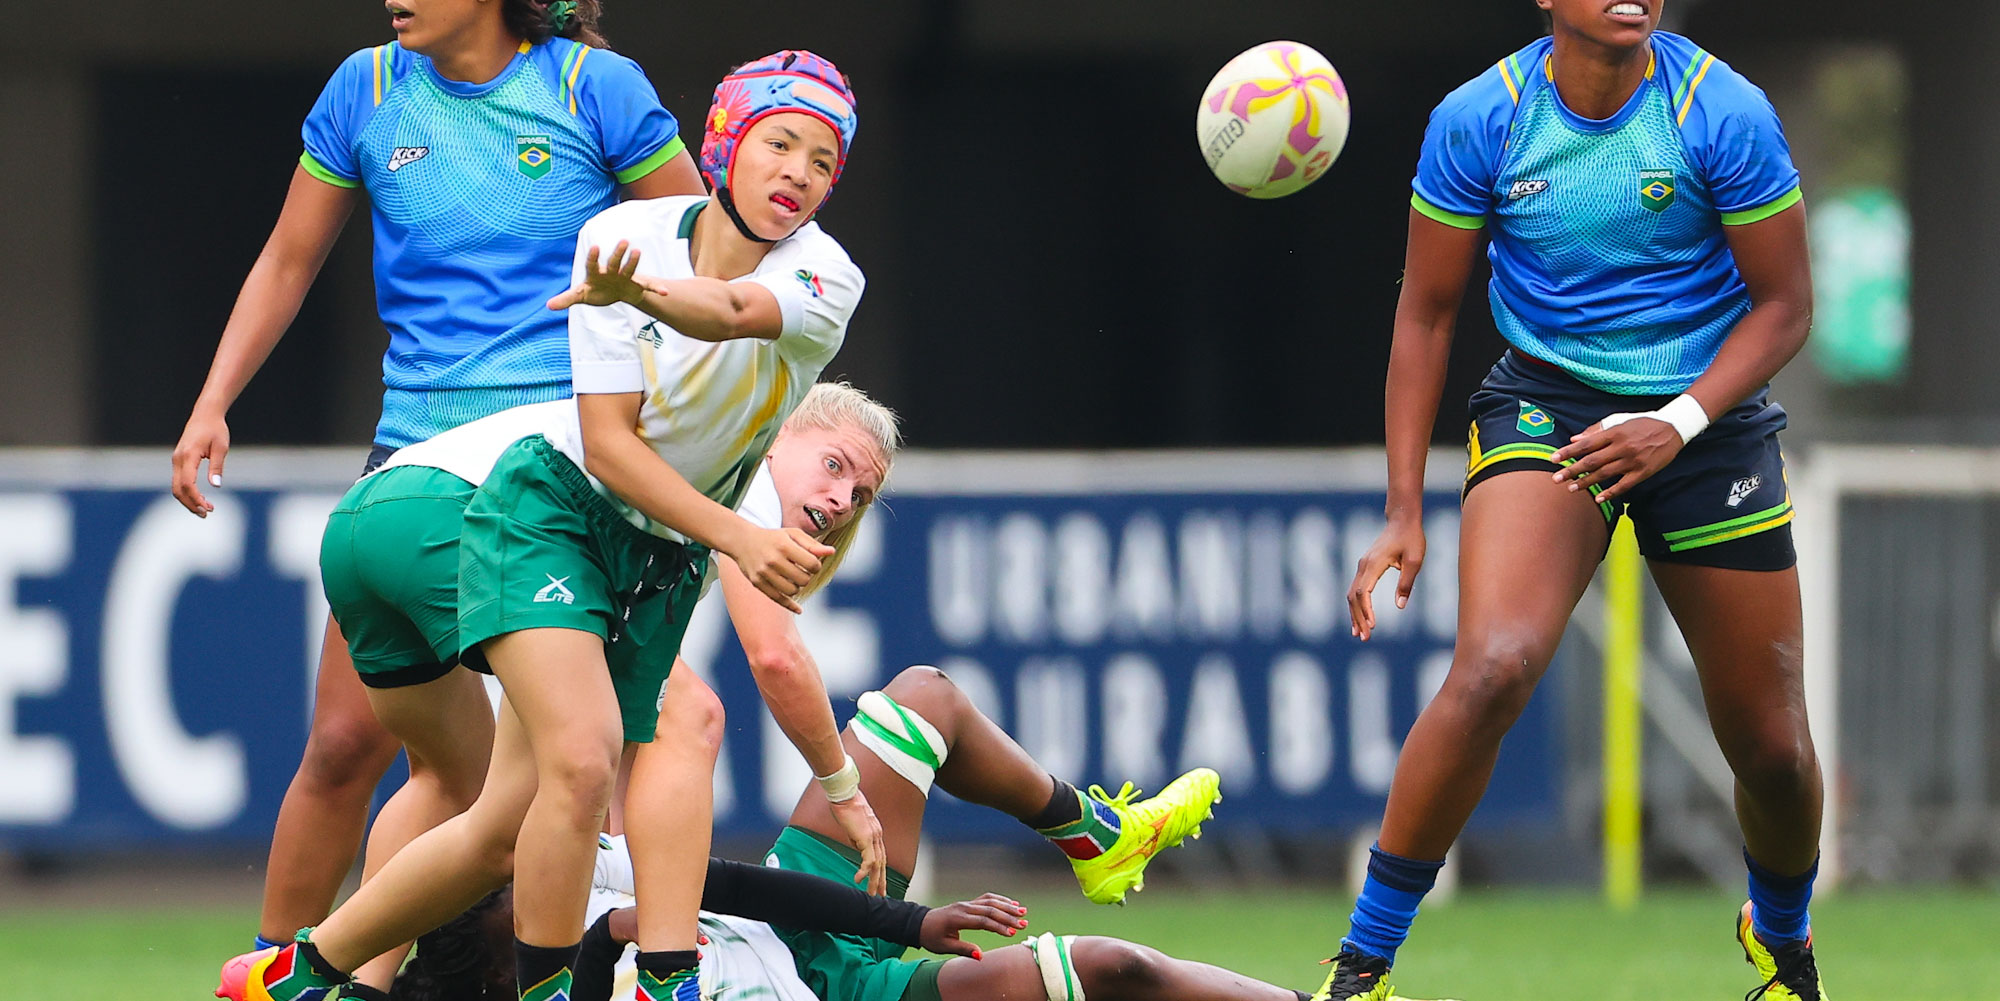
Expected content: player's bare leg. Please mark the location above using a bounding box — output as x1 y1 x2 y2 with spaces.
346 668 497 991
786 665 1219 903
1650 562 1821 871
937 936 1307 1001
624 668 718 969
1377 471 1608 859
258 616 401 945
232 631 620 999
220 698 538 1001
787 666 1034 871
1313 469 1604 999
307 694 537 973
1651 560 1826 998
775 669 1300 1001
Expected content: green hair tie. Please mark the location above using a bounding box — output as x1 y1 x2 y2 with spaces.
544 0 578 31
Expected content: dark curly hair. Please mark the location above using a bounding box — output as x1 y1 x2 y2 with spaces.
502 0 608 48
390 888 517 1001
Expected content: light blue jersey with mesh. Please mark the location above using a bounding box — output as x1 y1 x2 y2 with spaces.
1412 33 1801 394
301 39 683 448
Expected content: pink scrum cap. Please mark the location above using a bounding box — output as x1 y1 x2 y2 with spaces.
698 50 858 230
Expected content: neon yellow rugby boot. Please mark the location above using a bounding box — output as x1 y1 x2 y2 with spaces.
1052 767 1221 905
1739 901 1829 1000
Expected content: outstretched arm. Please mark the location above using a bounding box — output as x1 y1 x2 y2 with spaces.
547 240 786 342
172 168 357 515
586 866 1023 956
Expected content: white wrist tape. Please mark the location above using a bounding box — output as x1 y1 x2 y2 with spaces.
1599 393 1710 444
816 754 861 803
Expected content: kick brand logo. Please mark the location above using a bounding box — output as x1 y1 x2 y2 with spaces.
1726 474 1763 508
387 146 430 172
534 574 576 604
1507 179 1550 201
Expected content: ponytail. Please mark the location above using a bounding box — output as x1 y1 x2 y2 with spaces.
502 0 608 48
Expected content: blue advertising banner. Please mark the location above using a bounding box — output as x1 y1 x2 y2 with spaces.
0 450 1560 851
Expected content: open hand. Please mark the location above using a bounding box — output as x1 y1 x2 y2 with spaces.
920 893 1030 959
547 241 670 310
1347 515 1426 641
828 789 888 896
171 408 230 517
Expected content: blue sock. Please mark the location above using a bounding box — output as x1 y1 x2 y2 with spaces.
254 935 283 952
1745 848 1817 947
1341 845 1444 965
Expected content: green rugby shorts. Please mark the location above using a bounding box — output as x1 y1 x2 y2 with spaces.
320 466 476 687
457 435 707 743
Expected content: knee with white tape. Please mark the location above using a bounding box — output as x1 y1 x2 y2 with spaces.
850 689 948 796
1026 932 1085 1001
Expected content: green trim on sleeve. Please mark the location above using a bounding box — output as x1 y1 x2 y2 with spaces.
614 135 686 185
1720 186 1802 226
1411 192 1486 230
299 151 359 189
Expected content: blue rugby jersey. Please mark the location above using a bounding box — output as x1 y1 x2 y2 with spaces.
301 38 682 447
1412 33 1801 395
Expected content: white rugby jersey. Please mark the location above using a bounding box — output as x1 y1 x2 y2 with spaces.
567 195 862 543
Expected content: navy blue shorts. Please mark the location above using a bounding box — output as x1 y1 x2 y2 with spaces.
1464 352 1796 571
363 443 397 474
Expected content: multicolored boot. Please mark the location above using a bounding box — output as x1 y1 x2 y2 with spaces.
1056 767 1221 905
1739 901 1829 1000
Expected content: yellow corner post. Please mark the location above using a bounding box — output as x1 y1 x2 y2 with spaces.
1603 519 1643 909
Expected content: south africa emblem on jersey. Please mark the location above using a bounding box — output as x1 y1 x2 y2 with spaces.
1517 401 1555 437
1639 168 1677 212
516 135 553 179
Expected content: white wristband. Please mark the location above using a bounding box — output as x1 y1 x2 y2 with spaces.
816 755 861 803
1600 393 1710 445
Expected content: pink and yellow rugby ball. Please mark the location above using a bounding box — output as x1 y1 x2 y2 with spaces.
1197 41 1350 199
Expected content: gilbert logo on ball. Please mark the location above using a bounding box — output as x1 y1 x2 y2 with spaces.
1197 41 1350 199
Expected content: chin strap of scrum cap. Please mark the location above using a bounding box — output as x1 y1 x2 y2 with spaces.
713 186 776 244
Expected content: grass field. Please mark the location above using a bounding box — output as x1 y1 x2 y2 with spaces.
4 883 1996 1000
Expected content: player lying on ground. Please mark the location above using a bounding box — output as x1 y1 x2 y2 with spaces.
219 52 874 1001
1322 2 1824 1000
395 664 1271 1001
391 849 1024 1001
169 0 701 957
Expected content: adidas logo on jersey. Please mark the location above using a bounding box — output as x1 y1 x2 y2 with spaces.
387 146 430 172
1726 474 1763 508
1507 179 1549 201
534 574 576 604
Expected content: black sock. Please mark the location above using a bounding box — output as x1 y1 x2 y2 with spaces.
338 985 393 1001
1294 992 1314 1001
294 939 349 982
514 938 579 1001
1022 776 1084 830
569 913 626 1001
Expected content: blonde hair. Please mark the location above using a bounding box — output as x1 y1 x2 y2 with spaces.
783 381 901 600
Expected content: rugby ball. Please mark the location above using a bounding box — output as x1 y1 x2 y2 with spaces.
1196 41 1350 199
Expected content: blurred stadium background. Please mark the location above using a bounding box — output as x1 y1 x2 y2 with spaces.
3 1 1997 997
